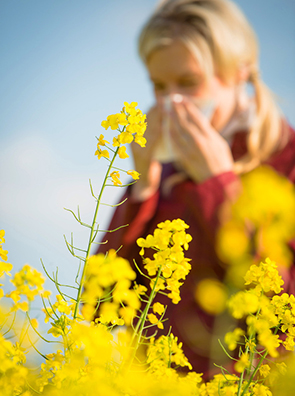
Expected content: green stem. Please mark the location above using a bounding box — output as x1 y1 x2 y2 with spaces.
127 265 162 367
240 350 268 396
237 360 247 396
240 324 280 396
237 331 254 396
73 147 119 319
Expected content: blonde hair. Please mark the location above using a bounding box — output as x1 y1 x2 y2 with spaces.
138 0 285 174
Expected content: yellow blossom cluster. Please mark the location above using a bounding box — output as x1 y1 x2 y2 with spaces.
244 258 284 295
0 230 13 300
272 293 295 351
4 263 48 313
234 352 251 373
95 101 146 185
147 333 193 373
224 327 245 351
197 373 272 396
0 229 286 396
147 302 165 329
259 363 271 378
217 166 295 288
271 355 295 396
101 101 147 147
82 249 140 326
0 232 31 394
0 332 31 396
36 323 115 393
194 278 228 315
0 230 8 261
45 306 73 338
226 258 295 361
95 134 110 159
137 219 192 306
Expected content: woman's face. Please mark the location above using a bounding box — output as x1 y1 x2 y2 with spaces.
146 40 239 132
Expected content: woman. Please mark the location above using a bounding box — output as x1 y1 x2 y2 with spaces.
97 0 295 375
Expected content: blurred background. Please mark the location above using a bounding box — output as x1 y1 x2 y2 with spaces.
1 0 295 291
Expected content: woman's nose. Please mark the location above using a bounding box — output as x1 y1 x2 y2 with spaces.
156 88 181 102
166 86 180 96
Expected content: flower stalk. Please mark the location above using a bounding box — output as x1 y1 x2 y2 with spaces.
73 147 119 319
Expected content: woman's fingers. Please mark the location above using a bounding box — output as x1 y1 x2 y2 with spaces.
171 97 215 139
167 96 234 182
169 100 204 151
183 97 213 130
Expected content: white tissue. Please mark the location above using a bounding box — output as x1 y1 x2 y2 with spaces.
153 95 176 163
153 95 216 163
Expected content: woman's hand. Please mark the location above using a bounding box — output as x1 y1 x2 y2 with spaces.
130 105 162 201
170 96 234 183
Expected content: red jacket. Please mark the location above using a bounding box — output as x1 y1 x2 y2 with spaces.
96 124 295 375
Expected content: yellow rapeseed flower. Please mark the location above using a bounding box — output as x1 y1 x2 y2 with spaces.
148 313 164 329
124 101 138 115
0 230 5 243
97 134 109 146
53 295 72 315
134 284 147 295
119 306 136 326
244 258 284 295
252 384 272 396
110 171 122 186
95 145 110 160
137 219 192 305
259 364 271 378
234 352 250 373
6 290 21 304
30 318 39 329
153 302 165 315
224 328 245 351
0 247 8 261
118 131 133 144
118 146 129 159
82 250 139 325
228 290 260 319
195 278 228 315
11 301 29 312
127 170 140 180
0 262 13 277
112 136 120 147
134 135 147 147
100 102 146 153
147 334 192 372
276 362 287 375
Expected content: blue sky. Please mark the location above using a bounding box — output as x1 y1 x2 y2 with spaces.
1 0 294 290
